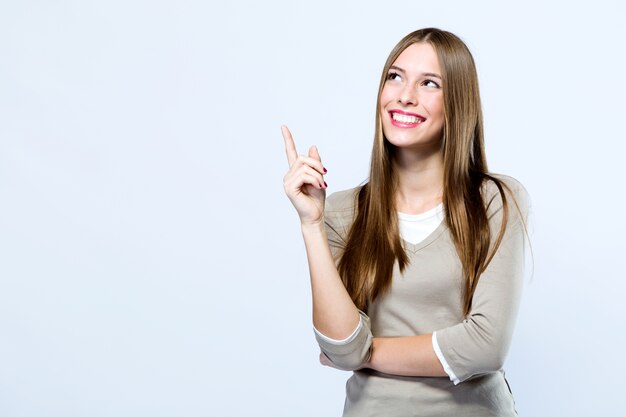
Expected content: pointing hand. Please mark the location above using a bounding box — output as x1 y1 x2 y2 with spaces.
281 125 328 226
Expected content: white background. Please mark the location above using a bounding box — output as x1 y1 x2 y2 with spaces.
1 1 625 416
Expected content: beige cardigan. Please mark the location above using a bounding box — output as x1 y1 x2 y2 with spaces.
315 175 530 417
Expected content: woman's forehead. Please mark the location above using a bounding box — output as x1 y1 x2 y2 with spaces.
392 43 441 75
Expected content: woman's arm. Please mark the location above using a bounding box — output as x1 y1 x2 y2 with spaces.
318 334 445 377
364 334 447 377
281 125 361 340
301 221 361 339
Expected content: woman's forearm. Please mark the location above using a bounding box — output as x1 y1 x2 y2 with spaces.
301 221 360 340
365 335 447 377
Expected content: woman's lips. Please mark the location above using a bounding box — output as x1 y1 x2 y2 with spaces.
389 110 426 128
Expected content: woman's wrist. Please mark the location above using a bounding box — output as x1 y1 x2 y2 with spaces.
300 219 325 235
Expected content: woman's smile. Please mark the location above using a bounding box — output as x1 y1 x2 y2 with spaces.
389 109 426 128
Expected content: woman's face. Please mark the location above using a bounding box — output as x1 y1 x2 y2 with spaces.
379 42 444 152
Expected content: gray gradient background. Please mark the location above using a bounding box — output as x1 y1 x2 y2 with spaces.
1 1 624 416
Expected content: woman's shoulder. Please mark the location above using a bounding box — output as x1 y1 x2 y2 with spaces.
483 173 528 197
325 186 361 213
482 173 532 223
324 186 362 231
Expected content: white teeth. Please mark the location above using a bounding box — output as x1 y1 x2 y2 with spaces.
392 113 424 124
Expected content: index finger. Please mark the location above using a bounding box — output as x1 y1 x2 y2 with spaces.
281 125 298 167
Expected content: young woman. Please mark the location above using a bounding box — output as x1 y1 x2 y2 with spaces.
281 28 530 416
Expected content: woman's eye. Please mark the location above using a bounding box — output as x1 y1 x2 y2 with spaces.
423 79 440 88
387 72 401 81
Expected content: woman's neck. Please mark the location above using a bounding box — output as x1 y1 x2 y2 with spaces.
393 148 444 215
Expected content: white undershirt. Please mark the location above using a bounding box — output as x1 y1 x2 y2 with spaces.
314 203 460 384
397 203 445 244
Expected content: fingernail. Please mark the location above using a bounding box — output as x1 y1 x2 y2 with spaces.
323 167 327 173
324 181 328 188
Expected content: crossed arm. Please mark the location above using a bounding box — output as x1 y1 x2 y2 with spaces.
321 334 446 377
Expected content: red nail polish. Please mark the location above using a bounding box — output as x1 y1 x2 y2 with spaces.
324 181 328 188
323 167 327 173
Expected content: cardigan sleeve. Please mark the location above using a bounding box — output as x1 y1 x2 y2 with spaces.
314 189 374 371
435 176 531 383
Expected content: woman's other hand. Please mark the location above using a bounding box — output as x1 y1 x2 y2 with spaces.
282 125 327 226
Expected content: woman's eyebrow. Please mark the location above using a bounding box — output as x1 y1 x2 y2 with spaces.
389 65 442 80
422 72 442 79
389 65 406 73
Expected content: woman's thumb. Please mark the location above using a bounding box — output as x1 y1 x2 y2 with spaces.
309 145 322 162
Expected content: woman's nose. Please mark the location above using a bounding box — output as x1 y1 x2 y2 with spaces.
398 86 417 106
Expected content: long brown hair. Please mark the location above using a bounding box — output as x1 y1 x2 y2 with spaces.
337 28 522 315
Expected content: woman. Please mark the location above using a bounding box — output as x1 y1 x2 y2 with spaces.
281 27 530 416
